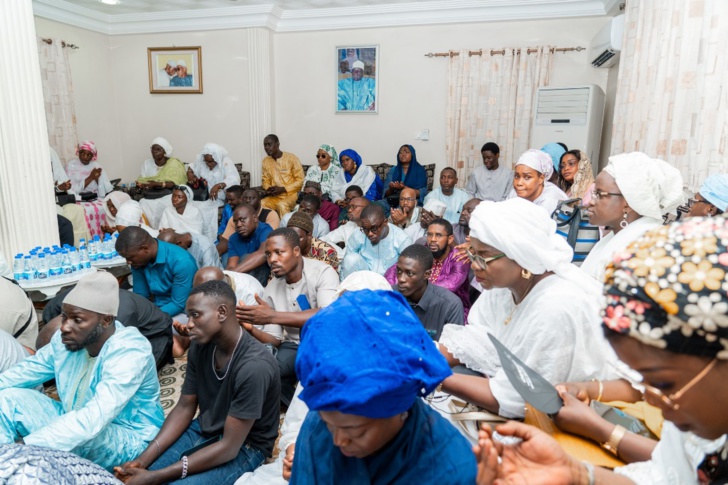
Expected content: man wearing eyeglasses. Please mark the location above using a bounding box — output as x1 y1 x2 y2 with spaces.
388 187 420 229
341 204 412 279
684 174 728 219
321 196 370 259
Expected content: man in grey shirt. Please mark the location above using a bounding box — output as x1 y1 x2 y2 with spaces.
465 142 513 202
158 229 221 269
392 244 464 340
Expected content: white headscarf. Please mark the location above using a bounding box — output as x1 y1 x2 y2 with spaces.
516 149 554 180
116 200 144 227
603 152 684 220
175 184 194 203
103 191 131 224
335 271 392 298
195 142 228 166
469 197 600 295
151 137 173 156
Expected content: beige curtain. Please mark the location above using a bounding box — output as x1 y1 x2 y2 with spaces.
446 47 553 185
37 38 78 164
611 0 728 191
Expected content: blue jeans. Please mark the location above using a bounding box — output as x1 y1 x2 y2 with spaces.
149 419 265 485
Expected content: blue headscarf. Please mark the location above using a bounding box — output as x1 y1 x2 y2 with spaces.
390 144 427 193
541 143 567 171
699 174 728 212
339 148 362 183
296 289 452 419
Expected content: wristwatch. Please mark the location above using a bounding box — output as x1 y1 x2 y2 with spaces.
601 424 626 455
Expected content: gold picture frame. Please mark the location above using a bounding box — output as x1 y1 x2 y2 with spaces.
148 46 203 94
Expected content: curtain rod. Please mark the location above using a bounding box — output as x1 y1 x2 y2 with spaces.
41 38 80 50
424 46 584 58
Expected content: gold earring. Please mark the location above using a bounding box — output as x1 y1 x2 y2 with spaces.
521 269 532 279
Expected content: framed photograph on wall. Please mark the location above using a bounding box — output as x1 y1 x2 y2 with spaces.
148 46 203 94
336 45 378 113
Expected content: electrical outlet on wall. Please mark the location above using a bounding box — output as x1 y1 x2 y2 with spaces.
415 129 430 141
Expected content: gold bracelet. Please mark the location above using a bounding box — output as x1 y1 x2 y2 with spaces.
601 424 626 455
591 378 603 402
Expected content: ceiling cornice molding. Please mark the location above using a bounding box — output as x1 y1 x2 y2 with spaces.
32 0 610 36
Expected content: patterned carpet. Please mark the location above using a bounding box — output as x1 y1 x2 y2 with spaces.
158 354 187 416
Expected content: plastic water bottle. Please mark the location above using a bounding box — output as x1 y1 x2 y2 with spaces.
13 254 23 281
22 256 34 281
36 254 49 280
110 234 119 259
61 250 73 276
88 237 98 262
69 248 80 272
49 251 62 278
78 244 91 271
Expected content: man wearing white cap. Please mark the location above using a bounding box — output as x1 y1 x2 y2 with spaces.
158 60 177 88
0 271 164 471
170 59 193 87
337 60 376 111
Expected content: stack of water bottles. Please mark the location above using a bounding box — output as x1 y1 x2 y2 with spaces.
89 233 125 266
13 240 93 284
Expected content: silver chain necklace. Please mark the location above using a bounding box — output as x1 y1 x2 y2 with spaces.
211 327 243 381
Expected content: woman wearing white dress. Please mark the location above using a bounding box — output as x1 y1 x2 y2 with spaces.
186 143 240 205
159 185 203 236
507 148 568 215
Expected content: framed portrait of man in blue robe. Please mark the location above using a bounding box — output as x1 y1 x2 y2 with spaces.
336 45 378 114
148 46 203 94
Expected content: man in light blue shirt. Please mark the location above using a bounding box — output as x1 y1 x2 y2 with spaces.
0 272 164 471
337 61 376 111
116 227 197 318
424 168 471 226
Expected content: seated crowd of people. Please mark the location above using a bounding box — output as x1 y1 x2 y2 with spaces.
2 131 728 484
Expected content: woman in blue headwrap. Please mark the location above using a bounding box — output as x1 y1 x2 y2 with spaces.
290 290 477 485
383 144 428 207
331 148 382 203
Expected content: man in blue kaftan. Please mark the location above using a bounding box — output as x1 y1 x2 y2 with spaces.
337 60 376 111
0 272 164 471
341 204 412 279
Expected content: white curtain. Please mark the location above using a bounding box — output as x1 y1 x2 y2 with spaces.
37 38 78 164
446 47 553 185
611 0 728 191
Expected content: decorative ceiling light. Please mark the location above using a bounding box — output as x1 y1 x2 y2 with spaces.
99 0 120 5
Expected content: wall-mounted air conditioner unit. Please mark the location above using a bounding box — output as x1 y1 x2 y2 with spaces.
589 14 625 68
530 85 605 177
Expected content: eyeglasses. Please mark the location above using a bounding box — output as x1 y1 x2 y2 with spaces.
687 197 710 208
611 359 717 410
591 189 624 201
316 153 328 159
349 204 368 210
360 221 385 235
465 248 505 269
399 197 416 203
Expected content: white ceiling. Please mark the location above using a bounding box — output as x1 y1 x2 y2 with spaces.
33 0 619 35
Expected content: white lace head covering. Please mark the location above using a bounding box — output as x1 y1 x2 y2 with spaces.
335 271 392 298
603 152 684 220
516 149 554 180
151 137 173 156
196 143 228 166
115 200 143 227
469 197 600 294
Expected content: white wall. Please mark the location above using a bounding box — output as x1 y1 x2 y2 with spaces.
34 16 617 186
34 18 253 182
274 17 613 179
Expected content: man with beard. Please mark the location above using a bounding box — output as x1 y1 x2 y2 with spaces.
388 187 420 229
217 188 280 265
391 244 464 340
385 218 471 319
0 272 164 471
236 228 338 406
454 197 481 245
322 196 369 258
424 168 471 226
341 204 412 279
260 134 304 216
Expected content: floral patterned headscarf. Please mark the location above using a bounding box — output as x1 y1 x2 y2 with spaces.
319 144 340 167
602 216 728 359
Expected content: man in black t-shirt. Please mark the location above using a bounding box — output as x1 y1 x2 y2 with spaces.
115 280 280 484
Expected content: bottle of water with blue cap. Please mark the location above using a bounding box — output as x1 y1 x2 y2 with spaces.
36 253 49 280
13 254 23 281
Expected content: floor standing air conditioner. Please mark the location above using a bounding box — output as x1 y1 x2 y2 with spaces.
530 85 605 177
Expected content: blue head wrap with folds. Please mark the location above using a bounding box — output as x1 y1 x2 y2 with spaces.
699 174 728 212
541 143 567 171
339 148 362 169
296 289 452 419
